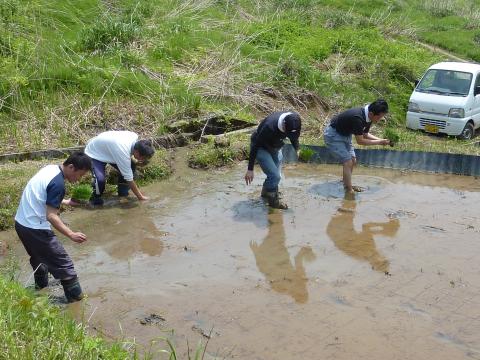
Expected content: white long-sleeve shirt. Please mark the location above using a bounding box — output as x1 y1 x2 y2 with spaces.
85 131 138 181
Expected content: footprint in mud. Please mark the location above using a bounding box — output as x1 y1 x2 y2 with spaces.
328 293 351 306
387 209 417 219
309 176 391 200
139 313 166 325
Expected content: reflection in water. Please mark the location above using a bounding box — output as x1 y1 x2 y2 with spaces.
250 212 316 303
327 199 399 272
88 211 164 259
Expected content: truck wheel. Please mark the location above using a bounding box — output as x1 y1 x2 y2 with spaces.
458 122 474 140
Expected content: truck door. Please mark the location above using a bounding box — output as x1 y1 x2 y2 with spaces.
474 74 480 125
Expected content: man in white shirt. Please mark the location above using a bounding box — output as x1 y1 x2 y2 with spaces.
15 152 91 302
84 131 155 205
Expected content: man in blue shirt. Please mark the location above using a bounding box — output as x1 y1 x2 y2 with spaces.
15 152 92 303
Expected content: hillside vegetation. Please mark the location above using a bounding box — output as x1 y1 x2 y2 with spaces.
1 0 480 154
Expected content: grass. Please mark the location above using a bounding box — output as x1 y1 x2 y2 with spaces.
0 273 132 359
136 148 173 185
1 0 480 156
188 134 249 169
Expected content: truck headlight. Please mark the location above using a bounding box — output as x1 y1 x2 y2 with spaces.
448 108 465 118
408 102 420 112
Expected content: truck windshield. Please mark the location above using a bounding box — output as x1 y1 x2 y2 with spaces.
416 69 472 96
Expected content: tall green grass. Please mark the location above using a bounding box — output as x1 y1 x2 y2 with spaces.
0 274 131 359
1 0 479 153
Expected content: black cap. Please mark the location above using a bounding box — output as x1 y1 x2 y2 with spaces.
284 113 301 133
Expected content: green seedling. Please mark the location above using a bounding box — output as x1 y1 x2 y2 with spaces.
71 184 92 202
298 147 315 162
384 128 400 147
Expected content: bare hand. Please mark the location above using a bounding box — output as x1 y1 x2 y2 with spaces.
62 198 80 206
138 195 149 201
244 170 254 185
69 232 87 243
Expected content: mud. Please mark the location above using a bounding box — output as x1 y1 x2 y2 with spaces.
2 158 480 359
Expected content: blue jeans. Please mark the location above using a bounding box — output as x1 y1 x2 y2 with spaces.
256 148 283 192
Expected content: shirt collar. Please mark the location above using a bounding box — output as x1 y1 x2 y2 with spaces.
364 105 371 123
278 112 293 132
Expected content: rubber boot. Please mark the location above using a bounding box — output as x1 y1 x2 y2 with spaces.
262 186 282 198
264 191 288 209
261 185 268 198
34 263 49 290
61 276 84 303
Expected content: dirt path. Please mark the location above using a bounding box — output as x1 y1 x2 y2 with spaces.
415 40 469 62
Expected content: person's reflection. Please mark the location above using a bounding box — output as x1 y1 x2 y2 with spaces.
92 213 164 259
250 211 316 303
327 199 399 272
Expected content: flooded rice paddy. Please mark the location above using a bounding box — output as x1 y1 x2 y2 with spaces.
2 157 480 359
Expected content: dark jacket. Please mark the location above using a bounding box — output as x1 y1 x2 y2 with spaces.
248 112 300 170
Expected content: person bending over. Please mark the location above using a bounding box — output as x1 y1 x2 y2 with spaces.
85 130 154 205
323 99 390 195
245 111 301 209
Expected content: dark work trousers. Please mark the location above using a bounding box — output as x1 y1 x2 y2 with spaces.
91 159 136 197
15 221 77 280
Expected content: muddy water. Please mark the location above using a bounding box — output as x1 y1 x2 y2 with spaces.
2 155 480 359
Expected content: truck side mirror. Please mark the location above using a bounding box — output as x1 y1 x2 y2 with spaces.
414 79 419 87
475 85 480 96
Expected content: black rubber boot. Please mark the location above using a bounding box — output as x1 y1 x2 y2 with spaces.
34 263 49 290
264 191 288 209
61 277 84 303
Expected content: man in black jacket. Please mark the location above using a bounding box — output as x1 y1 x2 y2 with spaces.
245 111 301 209
323 99 390 195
